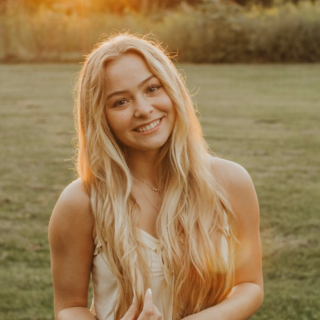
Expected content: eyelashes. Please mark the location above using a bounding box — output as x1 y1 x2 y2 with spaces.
113 99 128 107
146 84 162 94
112 84 162 107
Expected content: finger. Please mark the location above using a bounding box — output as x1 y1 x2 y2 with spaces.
121 298 137 320
138 289 154 320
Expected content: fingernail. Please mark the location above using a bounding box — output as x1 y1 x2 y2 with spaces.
147 288 152 295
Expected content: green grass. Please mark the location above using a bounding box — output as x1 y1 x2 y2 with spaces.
0 63 319 319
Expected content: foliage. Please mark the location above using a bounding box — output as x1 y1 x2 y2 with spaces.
0 0 203 13
171 1 320 62
1 0 320 62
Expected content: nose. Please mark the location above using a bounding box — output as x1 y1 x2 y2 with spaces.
134 95 153 118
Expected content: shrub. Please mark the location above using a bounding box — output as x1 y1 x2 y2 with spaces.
0 0 320 62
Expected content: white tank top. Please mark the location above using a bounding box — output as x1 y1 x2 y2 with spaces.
90 220 229 320
90 228 173 320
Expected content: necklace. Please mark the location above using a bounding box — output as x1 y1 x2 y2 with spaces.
132 175 164 192
133 180 160 213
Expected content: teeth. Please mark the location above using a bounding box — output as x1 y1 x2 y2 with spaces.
136 119 160 132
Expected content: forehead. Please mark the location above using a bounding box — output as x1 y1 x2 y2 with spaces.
105 53 153 91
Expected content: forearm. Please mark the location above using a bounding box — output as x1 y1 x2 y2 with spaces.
184 283 263 320
57 307 97 320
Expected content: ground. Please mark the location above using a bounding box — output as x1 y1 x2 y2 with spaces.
0 63 319 320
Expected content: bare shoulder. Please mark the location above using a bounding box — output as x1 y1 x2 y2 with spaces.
209 156 259 220
209 156 253 192
49 178 94 242
49 179 95 312
210 157 263 293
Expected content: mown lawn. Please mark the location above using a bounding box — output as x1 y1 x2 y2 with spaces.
0 63 319 320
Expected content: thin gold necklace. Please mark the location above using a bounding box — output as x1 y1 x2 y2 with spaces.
132 175 164 192
133 180 160 213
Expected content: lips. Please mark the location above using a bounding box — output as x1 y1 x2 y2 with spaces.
134 118 162 133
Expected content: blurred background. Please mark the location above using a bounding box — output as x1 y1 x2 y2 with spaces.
0 0 319 319
1 0 320 62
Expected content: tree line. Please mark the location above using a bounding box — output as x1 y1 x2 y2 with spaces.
0 0 313 14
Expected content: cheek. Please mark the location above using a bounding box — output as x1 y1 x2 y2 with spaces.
106 111 131 136
165 97 176 120
162 94 174 111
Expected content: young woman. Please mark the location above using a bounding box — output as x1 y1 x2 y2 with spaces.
49 33 263 320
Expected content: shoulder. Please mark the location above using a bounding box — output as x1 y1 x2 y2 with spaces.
209 156 253 194
209 158 263 293
49 178 94 242
54 178 90 208
51 178 92 222
208 156 259 220
49 179 95 312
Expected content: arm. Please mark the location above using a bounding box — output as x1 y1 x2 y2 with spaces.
49 180 162 320
185 158 263 320
48 179 97 320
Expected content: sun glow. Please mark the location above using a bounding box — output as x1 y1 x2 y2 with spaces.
48 0 137 14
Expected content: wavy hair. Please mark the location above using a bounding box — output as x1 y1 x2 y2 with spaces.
75 33 236 320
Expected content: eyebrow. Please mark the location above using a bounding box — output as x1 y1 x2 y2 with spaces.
106 75 156 100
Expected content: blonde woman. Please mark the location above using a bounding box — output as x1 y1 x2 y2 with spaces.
49 34 263 320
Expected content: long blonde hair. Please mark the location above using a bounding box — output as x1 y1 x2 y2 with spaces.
75 33 236 320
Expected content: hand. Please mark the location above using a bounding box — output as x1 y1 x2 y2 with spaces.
121 289 162 320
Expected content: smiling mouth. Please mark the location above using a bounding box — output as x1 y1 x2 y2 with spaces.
134 118 161 133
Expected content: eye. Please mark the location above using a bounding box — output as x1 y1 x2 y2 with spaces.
113 98 129 108
146 85 161 94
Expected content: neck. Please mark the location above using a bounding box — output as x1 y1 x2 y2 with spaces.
127 149 159 185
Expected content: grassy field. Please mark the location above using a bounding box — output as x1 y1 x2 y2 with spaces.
0 63 319 319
